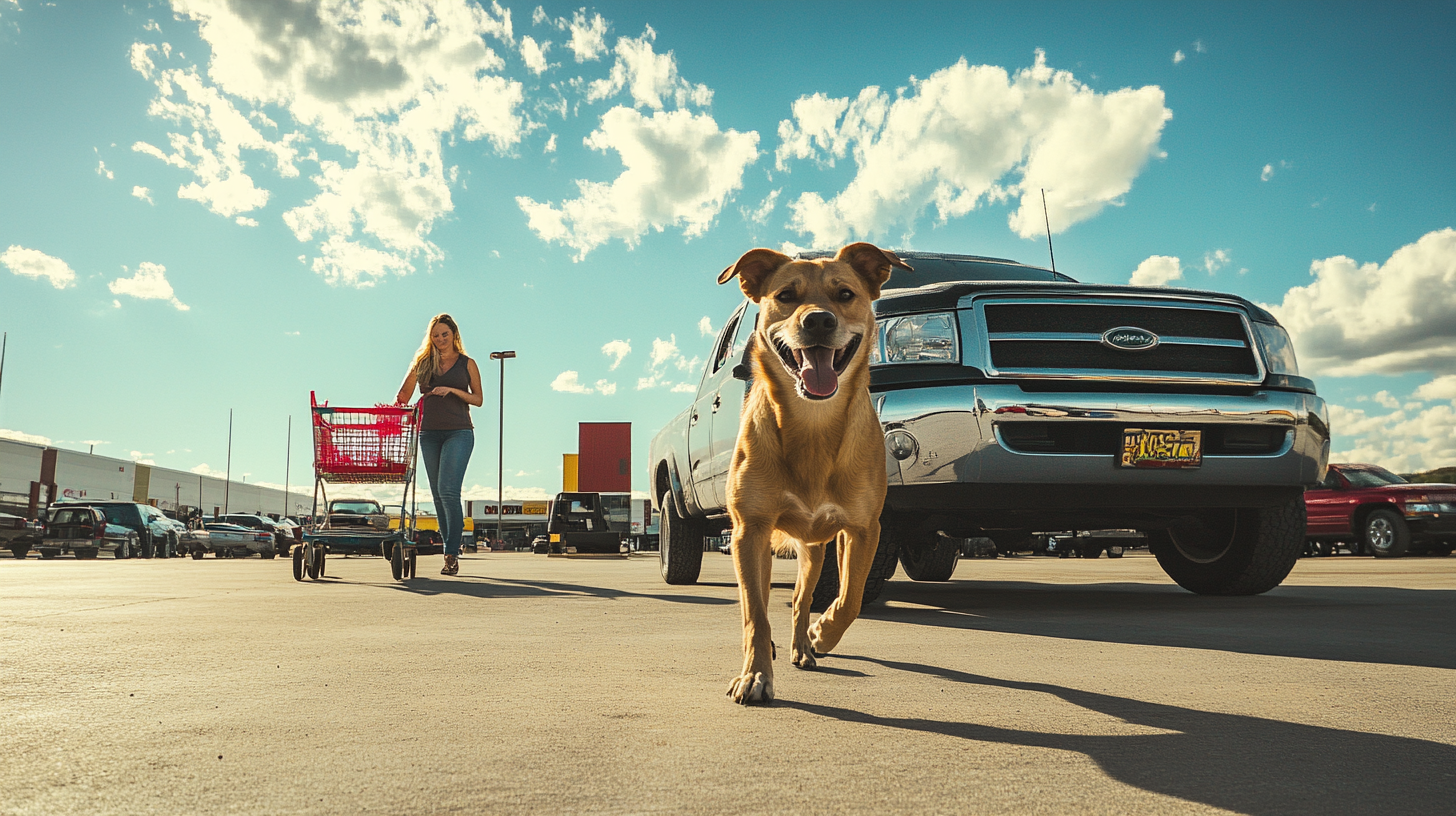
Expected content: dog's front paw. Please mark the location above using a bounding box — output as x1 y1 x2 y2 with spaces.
791 644 817 670
727 672 774 705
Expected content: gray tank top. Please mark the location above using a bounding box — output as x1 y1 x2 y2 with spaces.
420 355 473 431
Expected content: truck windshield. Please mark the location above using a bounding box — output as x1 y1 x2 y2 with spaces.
331 502 381 514
1342 467 1407 487
884 257 1074 288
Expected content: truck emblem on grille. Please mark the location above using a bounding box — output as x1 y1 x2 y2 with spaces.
1101 327 1160 351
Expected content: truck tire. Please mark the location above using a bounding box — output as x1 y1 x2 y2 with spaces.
899 529 960 582
810 516 901 613
115 536 132 560
9 545 27 559
1363 509 1410 558
139 531 154 559
1149 496 1305 595
658 499 705 585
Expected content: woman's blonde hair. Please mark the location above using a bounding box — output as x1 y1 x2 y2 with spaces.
411 313 466 387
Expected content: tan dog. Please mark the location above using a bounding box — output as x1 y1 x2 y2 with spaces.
717 242 911 705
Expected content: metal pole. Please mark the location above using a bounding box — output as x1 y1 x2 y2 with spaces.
224 409 232 514
284 415 291 519
1041 188 1057 274
497 354 504 550
0 331 7 424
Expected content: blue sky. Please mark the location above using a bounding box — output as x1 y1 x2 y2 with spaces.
1 0 1453 501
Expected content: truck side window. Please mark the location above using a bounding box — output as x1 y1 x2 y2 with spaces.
712 311 744 373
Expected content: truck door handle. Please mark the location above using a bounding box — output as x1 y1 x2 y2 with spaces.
690 410 699 425
712 394 722 412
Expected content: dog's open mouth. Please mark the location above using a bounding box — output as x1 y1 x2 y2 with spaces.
773 334 861 400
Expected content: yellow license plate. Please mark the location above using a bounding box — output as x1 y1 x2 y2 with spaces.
1120 429 1202 469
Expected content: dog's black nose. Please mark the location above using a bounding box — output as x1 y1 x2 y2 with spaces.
802 310 837 336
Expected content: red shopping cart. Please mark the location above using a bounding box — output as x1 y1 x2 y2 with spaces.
296 392 422 582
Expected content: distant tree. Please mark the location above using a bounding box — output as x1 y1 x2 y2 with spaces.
1401 466 1456 484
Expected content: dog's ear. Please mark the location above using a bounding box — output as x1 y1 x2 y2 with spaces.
719 248 792 301
835 243 913 299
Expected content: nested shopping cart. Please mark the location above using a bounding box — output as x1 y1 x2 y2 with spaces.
296 392 421 583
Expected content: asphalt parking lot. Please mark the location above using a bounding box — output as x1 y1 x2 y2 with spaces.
2 550 1452 816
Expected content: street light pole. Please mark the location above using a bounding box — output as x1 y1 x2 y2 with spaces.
488 350 516 549
224 408 233 514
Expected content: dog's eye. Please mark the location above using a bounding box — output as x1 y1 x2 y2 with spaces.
775 289 797 303
838 288 855 301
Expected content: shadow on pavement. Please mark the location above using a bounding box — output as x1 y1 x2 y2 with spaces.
339 572 736 606
865 579 1456 670
784 657 1455 816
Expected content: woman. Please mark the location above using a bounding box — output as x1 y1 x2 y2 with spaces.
396 314 483 575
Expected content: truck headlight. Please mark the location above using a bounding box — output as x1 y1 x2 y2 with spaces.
880 312 959 364
1253 322 1300 376
1405 502 1437 514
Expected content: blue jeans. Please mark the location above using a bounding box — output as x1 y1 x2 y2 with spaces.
419 429 474 557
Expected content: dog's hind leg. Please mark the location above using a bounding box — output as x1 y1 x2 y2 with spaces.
788 538 825 669
727 521 776 705
809 520 880 655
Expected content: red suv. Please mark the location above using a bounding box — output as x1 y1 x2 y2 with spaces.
1304 463 1456 557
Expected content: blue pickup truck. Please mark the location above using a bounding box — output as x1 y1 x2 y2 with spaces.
647 250 1330 602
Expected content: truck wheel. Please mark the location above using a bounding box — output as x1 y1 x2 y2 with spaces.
811 516 901 612
1149 496 1305 595
658 499 705 585
9 545 27 559
139 531 154 559
76 547 99 559
116 536 132 560
39 548 59 559
899 530 960 581
1363 509 1410 558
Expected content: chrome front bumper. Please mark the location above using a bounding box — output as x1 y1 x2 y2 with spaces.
878 384 1330 488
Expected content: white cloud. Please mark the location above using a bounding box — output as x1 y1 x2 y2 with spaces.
698 315 714 336
549 9 608 63
236 215 258 227
0 428 52 446
550 370 614 395
670 382 695 393
108 261 189 311
650 335 678 367
190 462 227 477
1327 402 1456 473
130 451 157 465
586 26 712 110
132 185 154 204
1261 163 1274 182
1264 228 1456 376
1202 248 1230 275
1129 255 1182 287
601 339 631 370
775 51 1171 247
135 0 528 287
96 160 114 180
741 188 779 225
1372 390 1401 410
1415 375 1456 401
130 41 157 77
517 107 759 259
544 133 557 154
520 35 551 74
1 245 77 289
1173 50 1185 64
1195 39 1207 53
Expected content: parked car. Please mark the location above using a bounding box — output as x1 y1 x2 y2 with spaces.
1304 463 1456 558
50 501 181 558
220 513 295 555
649 249 1329 601
201 523 277 558
36 505 139 559
2 512 45 558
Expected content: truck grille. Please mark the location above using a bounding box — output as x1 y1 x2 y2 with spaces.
973 297 1265 385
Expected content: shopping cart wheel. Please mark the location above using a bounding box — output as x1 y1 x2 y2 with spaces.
292 545 304 582
306 546 321 580
407 550 417 579
390 544 404 581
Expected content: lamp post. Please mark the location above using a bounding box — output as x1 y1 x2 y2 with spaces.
488 350 516 550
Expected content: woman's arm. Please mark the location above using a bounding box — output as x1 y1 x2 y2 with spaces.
424 358 485 407
395 368 417 405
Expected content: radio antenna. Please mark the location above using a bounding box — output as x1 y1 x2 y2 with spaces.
1041 188 1057 273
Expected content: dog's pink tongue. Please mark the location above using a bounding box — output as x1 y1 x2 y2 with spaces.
799 346 838 396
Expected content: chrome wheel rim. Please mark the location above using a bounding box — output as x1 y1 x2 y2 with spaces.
1367 518 1394 551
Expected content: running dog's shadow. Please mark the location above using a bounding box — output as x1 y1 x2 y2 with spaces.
783 656 1454 816
349 572 736 606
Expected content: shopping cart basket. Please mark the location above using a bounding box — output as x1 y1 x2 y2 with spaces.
295 392 422 583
